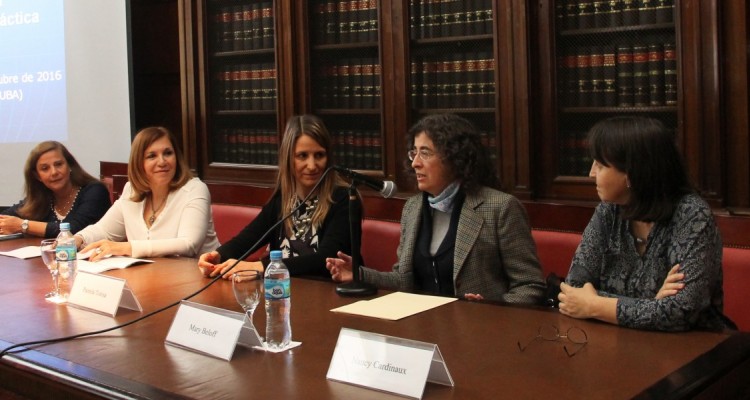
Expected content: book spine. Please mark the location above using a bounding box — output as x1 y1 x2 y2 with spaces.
464 3 476 36
424 0 436 38
325 1 338 44
227 130 240 163
465 55 478 108
242 5 252 50
409 0 418 40
330 63 340 108
242 129 252 164
362 62 375 109
250 64 262 110
251 3 263 49
368 0 378 43
565 0 578 30
338 1 351 44
339 60 352 109
576 47 592 106
262 63 275 110
638 0 656 25
353 0 364 43
476 54 489 108
482 0 493 35
655 0 673 23
373 62 382 106
602 46 617 106
589 46 604 107
663 41 677 105
616 44 634 107
621 0 637 26
632 44 649 106
453 55 466 108
314 1 327 44
435 58 448 108
556 1 566 31
487 56 495 107
608 0 622 27
410 59 421 109
262 2 274 49
371 130 382 170
419 0 428 39
231 6 244 51
439 0 450 38
593 1 608 28
351 59 363 109
449 0 464 37
577 0 595 29
565 50 579 106
239 65 250 110
421 58 435 108
648 43 664 106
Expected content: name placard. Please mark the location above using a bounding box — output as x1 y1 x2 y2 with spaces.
67 271 142 316
327 328 453 399
165 300 262 361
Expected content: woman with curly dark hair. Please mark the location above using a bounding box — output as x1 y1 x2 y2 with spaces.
327 113 545 304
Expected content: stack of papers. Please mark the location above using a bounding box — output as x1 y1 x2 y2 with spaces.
0 246 40 259
330 292 457 320
77 257 154 274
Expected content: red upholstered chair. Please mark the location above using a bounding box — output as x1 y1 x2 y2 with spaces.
722 247 750 332
531 229 581 278
211 204 265 261
361 219 401 272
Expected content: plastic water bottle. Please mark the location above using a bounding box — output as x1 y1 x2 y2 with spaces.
264 250 291 349
55 222 77 299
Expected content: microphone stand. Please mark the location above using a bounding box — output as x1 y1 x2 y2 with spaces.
335 182 377 297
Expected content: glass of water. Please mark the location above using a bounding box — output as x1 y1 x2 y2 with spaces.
40 239 65 303
232 270 262 328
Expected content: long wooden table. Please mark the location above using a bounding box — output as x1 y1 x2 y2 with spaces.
0 238 748 399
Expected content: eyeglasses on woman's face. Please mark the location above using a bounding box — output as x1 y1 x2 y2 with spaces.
407 148 437 162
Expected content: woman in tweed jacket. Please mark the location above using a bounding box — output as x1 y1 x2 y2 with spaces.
327 114 545 304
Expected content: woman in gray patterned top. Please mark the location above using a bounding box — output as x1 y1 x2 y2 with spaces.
559 116 735 331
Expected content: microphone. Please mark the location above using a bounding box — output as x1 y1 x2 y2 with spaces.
333 166 397 198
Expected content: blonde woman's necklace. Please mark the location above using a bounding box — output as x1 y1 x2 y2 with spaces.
148 195 167 225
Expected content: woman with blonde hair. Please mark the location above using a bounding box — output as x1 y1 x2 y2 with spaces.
76 126 219 260
198 114 363 278
1 141 109 238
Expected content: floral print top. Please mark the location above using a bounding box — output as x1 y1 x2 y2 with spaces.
566 194 735 331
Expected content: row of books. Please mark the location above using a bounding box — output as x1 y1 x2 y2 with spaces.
410 52 496 109
211 2 274 53
331 129 383 171
312 0 378 45
213 128 279 166
557 0 674 30
409 0 493 40
558 130 591 176
558 42 676 108
213 63 277 111
313 57 382 109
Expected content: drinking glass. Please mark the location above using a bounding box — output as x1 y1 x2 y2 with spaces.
232 270 262 327
40 239 65 304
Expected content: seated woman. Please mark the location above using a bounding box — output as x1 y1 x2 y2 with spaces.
559 116 736 331
198 114 363 278
0 141 110 238
76 127 219 260
326 114 546 304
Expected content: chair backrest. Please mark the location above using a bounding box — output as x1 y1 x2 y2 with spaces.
531 229 581 278
722 246 750 332
361 218 401 272
211 204 266 261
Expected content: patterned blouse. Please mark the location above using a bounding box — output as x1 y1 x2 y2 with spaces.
566 193 734 332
